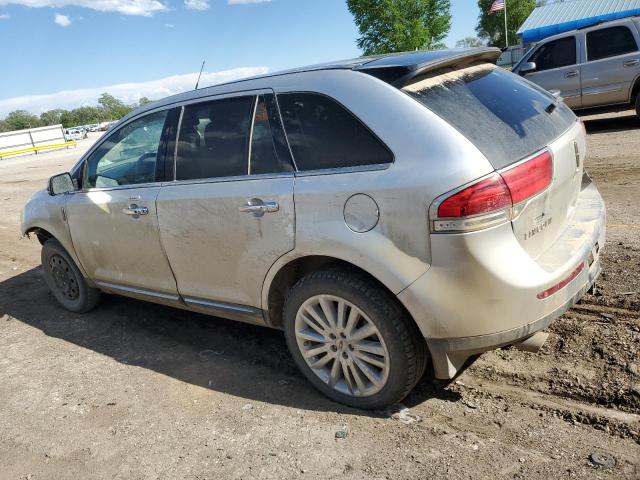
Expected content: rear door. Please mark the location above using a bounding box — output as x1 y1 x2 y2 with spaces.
581 23 640 108
522 35 582 108
156 91 296 318
66 108 180 300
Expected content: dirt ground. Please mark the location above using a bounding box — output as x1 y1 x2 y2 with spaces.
0 118 639 480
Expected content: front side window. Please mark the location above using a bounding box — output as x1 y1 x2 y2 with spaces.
277 92 393 171
84 110 168 189
529 36 576 71
175 96 254 181
587 26 638 61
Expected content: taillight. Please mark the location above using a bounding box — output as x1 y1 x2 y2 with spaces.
437 173 511 218
432 150 553 233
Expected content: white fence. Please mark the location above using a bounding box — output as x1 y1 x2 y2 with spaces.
0 124 70 160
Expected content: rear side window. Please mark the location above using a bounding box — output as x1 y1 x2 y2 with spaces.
404 64 576 169
587 26 638 61
529 36 576 71
176 96 254 181
277 93 393 171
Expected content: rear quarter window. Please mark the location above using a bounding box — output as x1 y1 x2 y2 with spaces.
277 92 393 171
404 64 576 169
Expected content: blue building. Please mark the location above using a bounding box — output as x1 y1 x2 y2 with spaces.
517 0 640 46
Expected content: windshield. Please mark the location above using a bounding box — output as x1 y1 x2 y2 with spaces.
404 63 576 169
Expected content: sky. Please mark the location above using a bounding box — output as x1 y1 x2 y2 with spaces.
0 0 479 117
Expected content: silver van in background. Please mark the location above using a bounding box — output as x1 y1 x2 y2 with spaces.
513 17 640 116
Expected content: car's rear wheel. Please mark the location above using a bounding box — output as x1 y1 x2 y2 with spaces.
41 238 100 313
283 269 427 409
636 93 640 118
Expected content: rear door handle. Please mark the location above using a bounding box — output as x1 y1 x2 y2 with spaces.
239 199 279 217
565 70 579 78
624 59 639 67
122 204 149 217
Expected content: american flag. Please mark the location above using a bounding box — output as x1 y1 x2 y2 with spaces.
489 0 505 13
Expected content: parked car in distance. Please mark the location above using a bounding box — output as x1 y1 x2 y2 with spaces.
513 17 640 117
63 128 84 141
22 48 605 409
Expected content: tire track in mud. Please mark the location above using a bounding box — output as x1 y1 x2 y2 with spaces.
453 374 640 443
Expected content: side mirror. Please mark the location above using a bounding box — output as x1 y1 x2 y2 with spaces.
48 172 75 196
519 61 537 76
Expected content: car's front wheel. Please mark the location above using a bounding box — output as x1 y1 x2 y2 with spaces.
283 269 427 409
41 238 100 313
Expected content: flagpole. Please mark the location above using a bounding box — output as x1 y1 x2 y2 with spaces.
504 0 509 47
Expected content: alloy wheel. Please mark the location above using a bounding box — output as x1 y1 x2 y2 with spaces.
294 294 390 397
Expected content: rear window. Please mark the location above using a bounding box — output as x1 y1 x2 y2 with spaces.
404 64 576 169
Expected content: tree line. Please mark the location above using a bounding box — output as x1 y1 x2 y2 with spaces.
0 93 151 133
2 0 537 132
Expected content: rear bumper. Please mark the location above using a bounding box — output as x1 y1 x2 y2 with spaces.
426 258 600 378
397 180 606 379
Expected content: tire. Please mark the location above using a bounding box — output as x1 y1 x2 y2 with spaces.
41 238 100 313
636 93 640 118
283 269 427 409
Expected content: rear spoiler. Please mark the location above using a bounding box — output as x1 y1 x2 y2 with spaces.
355 47 502 88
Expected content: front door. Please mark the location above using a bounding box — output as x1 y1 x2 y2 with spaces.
156 92 296 318
523 35 582 108
66 109 179 301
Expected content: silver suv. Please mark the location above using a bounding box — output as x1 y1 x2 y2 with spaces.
22 48 605 409
513 17 640 117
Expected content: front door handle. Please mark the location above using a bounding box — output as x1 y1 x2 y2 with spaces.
565 70 579 78
122 204 149 217
239 198 279 217
624 59 639 67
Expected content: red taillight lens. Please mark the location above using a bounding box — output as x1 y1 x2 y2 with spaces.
501 151 553 204
437 150 553 220
437 173 511 218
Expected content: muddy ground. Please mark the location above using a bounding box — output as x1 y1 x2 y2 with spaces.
0 118 639 479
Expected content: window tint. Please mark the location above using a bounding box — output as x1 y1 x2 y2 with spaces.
529 36 576 71
250 95 293 175
587 26 638 61
405 64 576 170
176 96 253 181
277 93 393 171
85 110 168 189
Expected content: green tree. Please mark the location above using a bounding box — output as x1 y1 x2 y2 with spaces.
455 36 485 48
346 0 452 55
476 0 535 48
40 108 67 126
4 110 41 130
98 92 134 119
138 96 152 106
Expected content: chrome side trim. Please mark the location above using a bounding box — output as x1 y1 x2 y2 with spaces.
96 281 180 301
182 296 265 324
294 162 392 177
160 171 294 187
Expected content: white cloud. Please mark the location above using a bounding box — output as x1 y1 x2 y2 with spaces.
0 12 9 18
184 0 208 10
0 0 168 16
228 0 272 4
164 22 173 27
54 12 70 26
0 67 268 116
